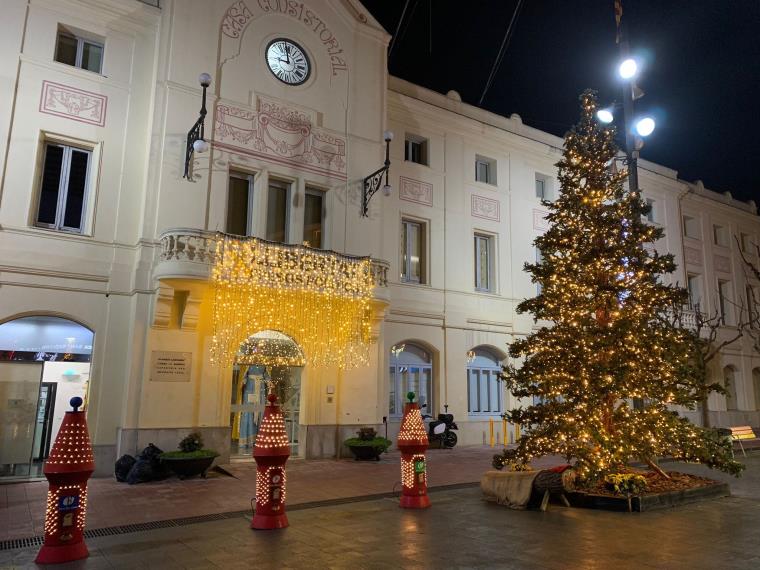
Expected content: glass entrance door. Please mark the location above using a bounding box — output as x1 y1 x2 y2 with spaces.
0 362 44 478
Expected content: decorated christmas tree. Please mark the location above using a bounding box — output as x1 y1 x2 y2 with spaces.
494 90 743 481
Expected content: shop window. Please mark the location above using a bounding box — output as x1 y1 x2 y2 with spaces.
266 180 289 243
389 343 432 417
226 172 253 236
401 218 426 284
467 348 503 415
55 28 104 73
35 142 92 233
303 188 325 248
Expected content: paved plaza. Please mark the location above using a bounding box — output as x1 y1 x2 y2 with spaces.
1 451 759 569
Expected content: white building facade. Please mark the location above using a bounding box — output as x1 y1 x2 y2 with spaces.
0 0 758 478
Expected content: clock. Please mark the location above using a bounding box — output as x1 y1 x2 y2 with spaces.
266 39 310 85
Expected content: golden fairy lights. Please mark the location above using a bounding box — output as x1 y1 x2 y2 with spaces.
255 466 286 506
254 411 290 450
398 408 427 442
210 234 374 369
46 423 94 467
401 454 426 489
236 330 306 368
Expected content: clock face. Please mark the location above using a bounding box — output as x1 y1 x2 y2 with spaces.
266 39 310 85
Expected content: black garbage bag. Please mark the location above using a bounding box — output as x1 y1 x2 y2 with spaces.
114 454 136 482
125 443 171 484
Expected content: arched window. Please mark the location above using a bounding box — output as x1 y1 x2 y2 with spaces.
467 347 503 416
389 343 432 417
753 368 760 411
723 366 738 411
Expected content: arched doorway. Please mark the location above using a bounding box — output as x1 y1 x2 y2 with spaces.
723 366 738 411
0 315 93 479
229 330 304 459
389 342 432 417
466 347 504 416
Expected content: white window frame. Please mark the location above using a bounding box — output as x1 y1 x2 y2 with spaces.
474 233 494 292
475 155 496 185
718 279 732 325
401 218 426 284
389 344 433 417
683 215 700 239
227 171 255 236
35 142 92 234
55 31 104 74
713 224 729 247
404 134 428 166
687 273 702 310
535 173 549 201
644 198 656 223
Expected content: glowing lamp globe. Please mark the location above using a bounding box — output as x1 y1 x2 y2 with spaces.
635 117 656 137
596 109 614 124
618 58 638 80
382 184 392 197
193 139 209 153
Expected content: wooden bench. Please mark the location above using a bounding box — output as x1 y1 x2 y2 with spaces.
730 426 759 457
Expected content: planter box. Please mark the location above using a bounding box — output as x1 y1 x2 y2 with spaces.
346 445 385 461
161 456 216 479
569 481 730 512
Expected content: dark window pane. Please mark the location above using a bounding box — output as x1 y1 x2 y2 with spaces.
226 176 250 235
303 191 323 248
81 42 103 73
266 183 288 242
62 150 88 230
37 145 64 225
55 34 78 66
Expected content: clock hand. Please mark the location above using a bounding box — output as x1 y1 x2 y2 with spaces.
284 44 291 64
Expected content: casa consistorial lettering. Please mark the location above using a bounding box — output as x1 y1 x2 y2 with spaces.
256 0 348 76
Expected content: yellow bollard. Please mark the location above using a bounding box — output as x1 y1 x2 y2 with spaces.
502 418 507 446
489 418 494 447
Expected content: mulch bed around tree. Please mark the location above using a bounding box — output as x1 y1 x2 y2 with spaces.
578 468 718 497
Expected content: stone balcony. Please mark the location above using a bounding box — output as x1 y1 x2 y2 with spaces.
152 228 390 331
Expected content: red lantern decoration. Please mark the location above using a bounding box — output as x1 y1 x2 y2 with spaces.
35 397 94 565
396 393 430 509
251 391 290 530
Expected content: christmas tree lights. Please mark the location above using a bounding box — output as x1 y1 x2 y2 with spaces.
494 90 743 481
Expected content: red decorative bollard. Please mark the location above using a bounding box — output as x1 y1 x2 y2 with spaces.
397 392 430 509
252 391 290 529
35 397 94 565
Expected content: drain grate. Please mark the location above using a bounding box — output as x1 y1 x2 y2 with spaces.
0 481 479 552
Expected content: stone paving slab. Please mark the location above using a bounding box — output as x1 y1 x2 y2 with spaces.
2 456 759 570
1 445 563 541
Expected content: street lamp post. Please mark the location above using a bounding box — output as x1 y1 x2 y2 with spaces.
619 49 640 193
183 72 212 180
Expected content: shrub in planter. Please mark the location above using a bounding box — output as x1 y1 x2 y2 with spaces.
344 427 392 461
160 432 219 479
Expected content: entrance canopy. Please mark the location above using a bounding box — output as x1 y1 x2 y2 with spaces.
236 330 306 368
211 234 374 369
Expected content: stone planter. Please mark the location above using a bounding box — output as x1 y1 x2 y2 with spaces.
568 481 730 512
161 455 217 479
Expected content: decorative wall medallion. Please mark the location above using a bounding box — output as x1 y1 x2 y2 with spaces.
714 255 731 274
471 195 500 221
532 209 549 231
399 177 432 206
39 81 107 127
214 98 346 180
684 246 702 266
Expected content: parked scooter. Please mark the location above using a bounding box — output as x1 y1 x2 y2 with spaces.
422 405 458 448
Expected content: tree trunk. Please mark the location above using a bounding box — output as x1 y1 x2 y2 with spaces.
700 397 711 428
644 456 670 479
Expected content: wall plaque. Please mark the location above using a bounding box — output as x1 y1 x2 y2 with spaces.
150 351 192 382
532 209 550 231
399 176 433 206
471 194 500 221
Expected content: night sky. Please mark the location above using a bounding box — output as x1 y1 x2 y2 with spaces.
362 0 760 205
